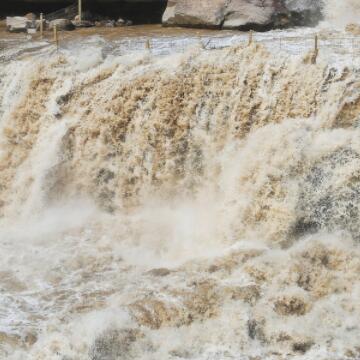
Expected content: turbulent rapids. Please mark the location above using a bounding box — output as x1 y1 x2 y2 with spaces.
2 12 360 360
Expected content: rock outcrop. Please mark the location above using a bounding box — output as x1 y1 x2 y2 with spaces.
6 16 35 32
163 0 323 30
282 0 323 26
163 0 227 28
223 0 278 30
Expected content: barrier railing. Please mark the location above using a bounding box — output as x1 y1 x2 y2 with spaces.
95 33 358 63
258 34 360 57
45 4 78 21
135 33 360 64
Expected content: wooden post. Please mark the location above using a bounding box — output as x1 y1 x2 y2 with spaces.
145 39 151 51
311 34 319 64
248 30 253 46
78 0 82 22
40 13 44 40
198 37 204 50
54 24 58 51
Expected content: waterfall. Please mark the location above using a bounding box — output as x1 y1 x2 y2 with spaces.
1 26 360 360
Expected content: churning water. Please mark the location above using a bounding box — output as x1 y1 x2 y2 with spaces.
1 3 360 359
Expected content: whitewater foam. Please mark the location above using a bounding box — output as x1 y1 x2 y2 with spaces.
323 0 360 29
1 25 360 360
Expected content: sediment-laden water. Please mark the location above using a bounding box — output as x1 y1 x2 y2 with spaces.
1 4 360 359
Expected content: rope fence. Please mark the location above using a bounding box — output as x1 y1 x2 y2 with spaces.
102 33 360 65
2 22 360 65
260 35 360 57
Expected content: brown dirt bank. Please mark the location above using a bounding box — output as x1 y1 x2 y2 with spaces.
0 22 241 43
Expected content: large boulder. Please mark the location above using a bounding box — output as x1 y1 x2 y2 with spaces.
6 16 34 33
222 0 278 30
162 0 323 29
162 0 177 25
163 0 227 28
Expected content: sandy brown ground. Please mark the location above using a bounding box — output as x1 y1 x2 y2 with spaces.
0 20 240 44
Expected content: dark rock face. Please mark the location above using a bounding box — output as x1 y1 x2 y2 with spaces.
1 1 167 25
262 0 323 28
163 0 324 30
2 0 164 2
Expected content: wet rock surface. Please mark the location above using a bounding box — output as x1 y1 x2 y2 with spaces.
90 329 143 360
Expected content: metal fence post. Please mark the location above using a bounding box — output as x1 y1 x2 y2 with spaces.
248 30 253 46
311 34 318 64
40 13 44 39
78 0 82 22
54 24 59 51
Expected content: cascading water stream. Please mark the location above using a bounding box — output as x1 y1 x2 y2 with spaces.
1 3 360 359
